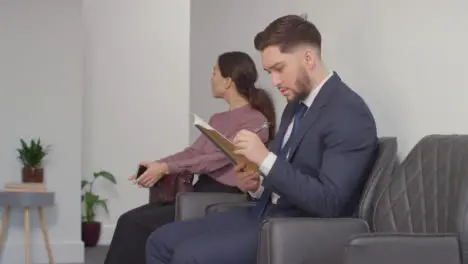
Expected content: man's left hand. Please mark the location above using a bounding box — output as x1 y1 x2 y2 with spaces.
234 163 261 192
233 129 269 165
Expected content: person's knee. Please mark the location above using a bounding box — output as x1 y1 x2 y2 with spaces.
171 242 202 264
146 228 162 252
116 210 135 227
145 223 173 259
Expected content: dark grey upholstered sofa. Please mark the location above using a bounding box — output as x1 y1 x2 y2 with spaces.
343 135 468 264
174 135 468 264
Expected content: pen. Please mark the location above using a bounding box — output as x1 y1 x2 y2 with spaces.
236 122 270 173
252 122 270 133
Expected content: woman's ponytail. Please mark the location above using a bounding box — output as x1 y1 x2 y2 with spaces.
248 87 276 141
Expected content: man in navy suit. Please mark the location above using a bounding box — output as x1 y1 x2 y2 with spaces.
145 14 378 264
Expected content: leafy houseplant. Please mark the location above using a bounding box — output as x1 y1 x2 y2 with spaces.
81 170 117 247
16 138 50 183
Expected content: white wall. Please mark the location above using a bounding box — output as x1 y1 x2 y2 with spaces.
0 0 191 261
189 0 468 156
0 0 84 263
83 0 191 245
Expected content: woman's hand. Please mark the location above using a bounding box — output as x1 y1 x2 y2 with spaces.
129 161 169 188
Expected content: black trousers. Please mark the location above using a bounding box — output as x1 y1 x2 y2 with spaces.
104 175 242 264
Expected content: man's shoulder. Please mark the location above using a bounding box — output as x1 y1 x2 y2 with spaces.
320 82 377 138
331 79 366 102
327 82 373 116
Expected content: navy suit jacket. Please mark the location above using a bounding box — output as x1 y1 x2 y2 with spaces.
262 72 378 218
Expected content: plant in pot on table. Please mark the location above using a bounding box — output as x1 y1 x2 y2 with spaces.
17 138 50 183
81 170 117 247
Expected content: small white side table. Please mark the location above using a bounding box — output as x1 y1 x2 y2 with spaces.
0 191 55 264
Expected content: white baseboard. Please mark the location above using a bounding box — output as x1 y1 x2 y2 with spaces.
0 240 84 264
98 224 116 245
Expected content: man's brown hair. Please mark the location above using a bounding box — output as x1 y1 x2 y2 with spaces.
254 14 322 53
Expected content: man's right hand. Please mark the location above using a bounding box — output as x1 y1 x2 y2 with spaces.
234 163 261 192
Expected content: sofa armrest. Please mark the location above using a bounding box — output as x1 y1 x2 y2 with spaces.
257 218 369 264
206 201 256 215
175 192 247 221
344 233 461 264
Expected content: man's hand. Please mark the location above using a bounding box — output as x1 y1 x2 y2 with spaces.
234 163 261 192
233 129 269 165
128 161 169 188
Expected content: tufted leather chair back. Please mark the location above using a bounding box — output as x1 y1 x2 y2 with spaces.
357 137 399 223
371 135 468 233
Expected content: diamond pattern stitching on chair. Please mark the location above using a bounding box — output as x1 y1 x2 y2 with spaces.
372 135 468 234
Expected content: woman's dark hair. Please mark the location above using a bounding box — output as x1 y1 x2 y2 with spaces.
217 51 276 141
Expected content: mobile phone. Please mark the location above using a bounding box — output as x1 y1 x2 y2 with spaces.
135 165 147 179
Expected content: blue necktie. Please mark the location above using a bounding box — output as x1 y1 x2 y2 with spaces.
279 103 308 158
253 102 308 218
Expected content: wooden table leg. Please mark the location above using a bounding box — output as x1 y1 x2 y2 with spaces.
24 207 30 264
0 206 11 250
38 207 54 264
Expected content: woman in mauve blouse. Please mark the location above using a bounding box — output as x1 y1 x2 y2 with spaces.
105 51 276 264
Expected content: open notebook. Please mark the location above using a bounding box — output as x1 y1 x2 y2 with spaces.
193 114 259 173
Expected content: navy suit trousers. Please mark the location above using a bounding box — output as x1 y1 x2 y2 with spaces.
146 208 262 264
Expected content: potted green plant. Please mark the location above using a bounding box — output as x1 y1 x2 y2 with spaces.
81 170 117 247
16 138 50 183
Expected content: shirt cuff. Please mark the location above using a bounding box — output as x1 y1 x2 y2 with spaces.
248 176 264 199
259 152 277 176
164 161 181 174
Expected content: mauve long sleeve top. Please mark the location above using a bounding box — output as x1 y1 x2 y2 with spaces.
158 105 269 187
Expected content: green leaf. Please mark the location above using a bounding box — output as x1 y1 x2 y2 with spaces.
81 180 89 189
83 192 99 222
20 138 28 150
84 192 99 206
82 170 117 222
96 199 109 215
17 137 50 167
93 170 117 184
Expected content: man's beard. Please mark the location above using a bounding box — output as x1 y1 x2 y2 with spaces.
290 67 312 103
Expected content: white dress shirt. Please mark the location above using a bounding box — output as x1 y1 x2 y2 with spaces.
249 72 333 203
